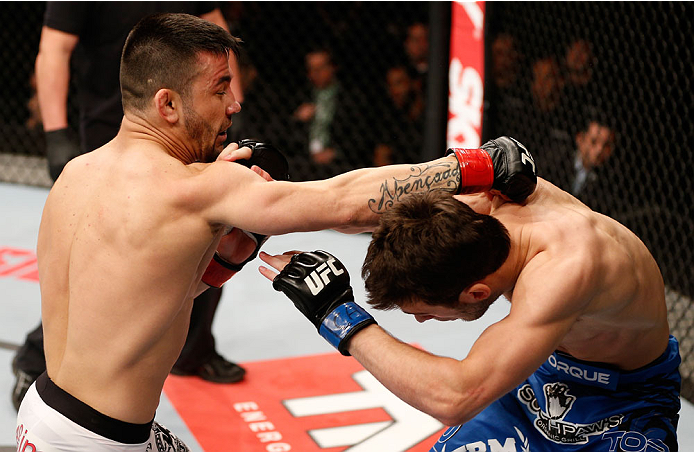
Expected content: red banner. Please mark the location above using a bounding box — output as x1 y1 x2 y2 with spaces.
447 1 486 149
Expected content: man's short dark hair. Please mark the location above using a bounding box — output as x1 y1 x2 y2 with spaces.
120 13 241 112
362 191 511 310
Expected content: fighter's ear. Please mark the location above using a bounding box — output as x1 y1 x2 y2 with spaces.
153 88 180 124
460 283 491 303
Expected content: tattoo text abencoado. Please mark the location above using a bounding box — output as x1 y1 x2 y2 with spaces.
368 162 459 213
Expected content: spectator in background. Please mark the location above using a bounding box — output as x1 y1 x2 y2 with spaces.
571 119 615 197
524 56 571 169
403 22 429 93
561 39 615 203
540 113 616 212
487 33 529 144
12 1 246 413
293 47 340 166
373 65 424 166
527 41 606 204
491 33 521 91
565 39 594 90
386 66 424 123
530 57 564 114
562 38 601 124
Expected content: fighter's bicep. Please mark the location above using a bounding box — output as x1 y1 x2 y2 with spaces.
198 162 321 235
462 309 576 404
462 258 593 395
196 162 274 229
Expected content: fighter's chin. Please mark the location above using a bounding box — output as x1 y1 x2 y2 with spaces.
458 300 494 321
459 312 484 322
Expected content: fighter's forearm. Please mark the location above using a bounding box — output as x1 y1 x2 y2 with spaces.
208 156 460 237
348 325 486 426
326 156 461 228
265 250 494 425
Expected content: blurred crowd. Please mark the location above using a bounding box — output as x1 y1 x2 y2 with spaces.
19 2 623 206
488 32 617 211
212 3 431 179
19 3 430 181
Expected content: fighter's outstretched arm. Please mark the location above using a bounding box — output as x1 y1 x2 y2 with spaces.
200 155 461 236
259 249 585 426
203 136 536 236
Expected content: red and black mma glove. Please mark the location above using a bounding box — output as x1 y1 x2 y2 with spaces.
272 251 376 356
446 136 537 203
202 139 291 288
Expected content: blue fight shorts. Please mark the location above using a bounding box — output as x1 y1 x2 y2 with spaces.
432 336 681 452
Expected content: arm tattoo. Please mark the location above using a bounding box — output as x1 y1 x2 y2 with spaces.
368 161 460 214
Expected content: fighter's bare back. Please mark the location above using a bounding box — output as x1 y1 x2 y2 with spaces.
37 139 224 424
490 178 669 370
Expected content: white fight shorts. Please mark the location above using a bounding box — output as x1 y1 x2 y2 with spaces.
16 372 190 452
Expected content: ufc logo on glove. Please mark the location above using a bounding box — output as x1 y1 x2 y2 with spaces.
272 251 376 356
304 258 345 295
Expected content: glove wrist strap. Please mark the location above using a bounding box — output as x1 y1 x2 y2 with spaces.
201 253 241 288
319 302 376 356
446 148 494 194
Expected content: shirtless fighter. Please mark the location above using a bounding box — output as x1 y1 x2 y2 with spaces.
16 12 536 451
260 178 680 450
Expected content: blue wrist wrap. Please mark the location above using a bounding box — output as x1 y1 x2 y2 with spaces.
318 302 375 356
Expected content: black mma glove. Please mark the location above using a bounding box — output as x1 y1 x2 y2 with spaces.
446 136 537 203
45 128 81 182
235 139 291 182
202 139 291 288
231 138 290 262
272 251 376 356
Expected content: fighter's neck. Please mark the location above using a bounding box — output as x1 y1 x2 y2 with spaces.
484 236 527 300
119 114 198 164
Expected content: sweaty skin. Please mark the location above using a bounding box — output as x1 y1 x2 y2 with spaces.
37 52 461 425
260 177 670 426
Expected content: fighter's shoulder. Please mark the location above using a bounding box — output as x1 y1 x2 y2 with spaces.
515 220 604 318
185 159 257 188
517 197 604 270
179 159 268 208
532 210 603 263
512 223 602 321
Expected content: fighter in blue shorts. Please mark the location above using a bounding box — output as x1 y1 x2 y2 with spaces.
260 138 681 451
433 337 680 451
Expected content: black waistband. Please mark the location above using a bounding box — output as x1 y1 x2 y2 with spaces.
35 372 153 444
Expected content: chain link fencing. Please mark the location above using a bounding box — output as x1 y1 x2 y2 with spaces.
0 2 429 186
485 1 694 398
1 1 692 398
